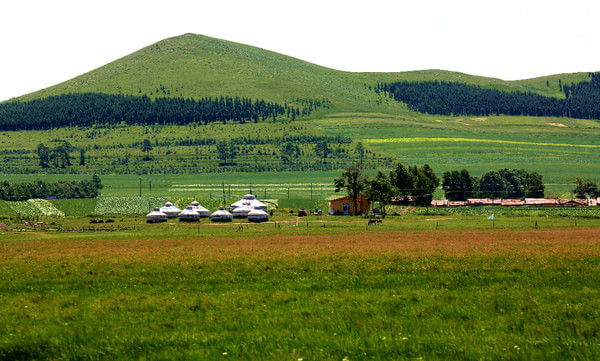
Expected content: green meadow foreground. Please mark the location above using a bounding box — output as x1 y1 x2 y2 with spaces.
1 214 599 360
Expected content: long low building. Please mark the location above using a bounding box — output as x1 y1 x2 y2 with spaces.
431 198 600 207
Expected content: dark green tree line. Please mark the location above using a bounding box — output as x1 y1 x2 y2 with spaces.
0 94 328 131
442 168 545 200
0 177 102 201
376 73 600 120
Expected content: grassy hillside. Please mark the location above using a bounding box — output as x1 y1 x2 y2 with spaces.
14 33 593 114
15 33 395 114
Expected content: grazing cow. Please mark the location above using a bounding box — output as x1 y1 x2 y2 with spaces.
367 219 382 227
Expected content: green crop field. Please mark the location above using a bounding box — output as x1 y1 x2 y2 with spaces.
311 114 600 197
1 213 599 360
1 111 598 197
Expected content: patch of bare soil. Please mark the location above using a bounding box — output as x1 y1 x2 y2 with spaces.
547 122 568 127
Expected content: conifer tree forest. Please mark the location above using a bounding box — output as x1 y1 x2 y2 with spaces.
376 72 600 119
0 94 329 131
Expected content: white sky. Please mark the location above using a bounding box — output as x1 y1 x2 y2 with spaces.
1 0 599 101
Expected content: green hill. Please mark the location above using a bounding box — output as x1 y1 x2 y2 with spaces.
14 33 593 114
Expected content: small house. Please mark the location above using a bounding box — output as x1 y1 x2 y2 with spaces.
328 196 369 216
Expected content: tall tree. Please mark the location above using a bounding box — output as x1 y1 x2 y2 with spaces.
53 141 73 168
411 164 440 207
141 139 153 161
442 169 474 201
314 140 330 164
334 164 369 215
366 171 394 214
79 148 86 166
574 177 598 199
390 162 414 200
355 142 365 165
37 143 51 168
92 174 103 189
216 140 236 165
478 171 508 198
525 171 545 198
498 168 528 198
280 142 297 164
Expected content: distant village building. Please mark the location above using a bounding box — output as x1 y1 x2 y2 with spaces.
431 198 599 207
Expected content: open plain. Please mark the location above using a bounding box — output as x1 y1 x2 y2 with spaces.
1 214 599 360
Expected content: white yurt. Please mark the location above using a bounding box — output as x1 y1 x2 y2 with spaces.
179 206 201 222
146 208 168 223
247 209 269 223
189 201 210 217
160 202 181 218
210 206 233 222
230 194 268 212
232 202 254 218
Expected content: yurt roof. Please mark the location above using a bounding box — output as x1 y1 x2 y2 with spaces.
248 209 268 216
211 207 232 217
231 196 267 209
146 208 167 217
190 203 210 213
180 207 200 216
160 203 181 212
233 204 254 214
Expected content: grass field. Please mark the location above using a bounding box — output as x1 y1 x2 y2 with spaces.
0 172 349 200
2 111 599 199
0 213 599 360
312 114 600 197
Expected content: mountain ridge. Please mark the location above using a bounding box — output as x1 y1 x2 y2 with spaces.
10 33 594 115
